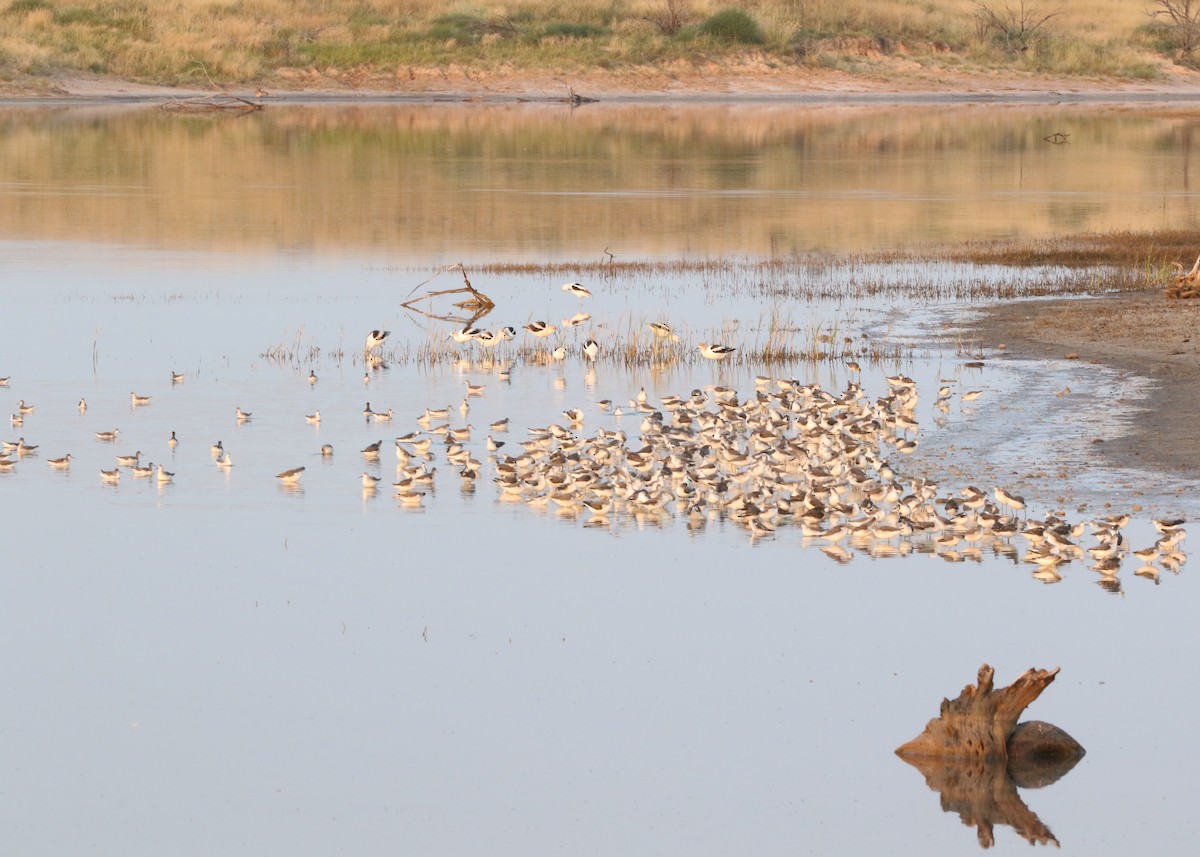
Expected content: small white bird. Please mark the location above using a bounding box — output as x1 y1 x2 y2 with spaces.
95 428 120 441
364 329 390 353
524 321 556 338
156 464 174 483
116 450 142 466
236 407 252 422
698 342 736 360
321 444 334 457
171 371 185 383
47 453 72 469
78 398 87 412
308 370 318 384
582 339 599 361
552 345 566 361
275 466 305 484
168 431 179 448
17 400 34 414
562 282 591 299
216 451 233 468
131 392 152 406
361 472 381 489
99 467 120 483
211 440 224 456
306 410 321 424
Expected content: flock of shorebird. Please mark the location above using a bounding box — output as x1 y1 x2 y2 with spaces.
1 313 1188 587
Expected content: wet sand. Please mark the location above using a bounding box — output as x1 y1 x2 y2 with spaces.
972 290 1200 479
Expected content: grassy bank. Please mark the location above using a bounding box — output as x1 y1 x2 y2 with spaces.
0 0 1190 89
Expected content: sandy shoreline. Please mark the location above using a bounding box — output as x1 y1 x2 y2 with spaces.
5 65 1200 104
972 290 1200 481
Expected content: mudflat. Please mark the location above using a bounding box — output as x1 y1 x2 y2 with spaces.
971 290 1200 478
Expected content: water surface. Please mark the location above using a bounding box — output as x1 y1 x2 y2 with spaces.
1 102 1198 857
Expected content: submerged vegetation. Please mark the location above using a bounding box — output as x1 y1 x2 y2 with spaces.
0 0 1187 87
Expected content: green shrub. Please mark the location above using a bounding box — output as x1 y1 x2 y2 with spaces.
698 8 764 45
542 21 605 39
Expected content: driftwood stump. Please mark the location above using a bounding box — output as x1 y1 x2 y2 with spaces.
1167 253 1200 298
896 664 1068 762
896 665 1085 848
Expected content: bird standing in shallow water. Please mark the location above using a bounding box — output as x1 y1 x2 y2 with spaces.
562 282 591 299
364 329 390 353
276 466 305 484
698 343 736 361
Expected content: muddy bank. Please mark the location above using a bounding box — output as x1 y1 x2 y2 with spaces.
970 290 1200 479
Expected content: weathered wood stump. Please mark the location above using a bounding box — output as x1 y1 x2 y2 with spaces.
1166 253 1200 298
896 664 1076 762
896 665 1085 848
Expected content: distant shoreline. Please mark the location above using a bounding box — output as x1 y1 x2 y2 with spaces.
4 66 1200 105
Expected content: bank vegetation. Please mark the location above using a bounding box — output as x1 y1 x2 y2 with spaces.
0 0 1198 89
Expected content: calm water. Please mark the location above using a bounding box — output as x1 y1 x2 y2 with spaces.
1 102 1199 856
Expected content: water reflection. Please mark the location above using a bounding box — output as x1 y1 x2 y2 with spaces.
899 751 1075 848
3 103 1200 257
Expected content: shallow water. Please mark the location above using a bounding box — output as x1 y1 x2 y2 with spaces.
1 103 1198 856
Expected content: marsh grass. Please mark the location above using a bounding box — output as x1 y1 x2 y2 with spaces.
0 0 1181 84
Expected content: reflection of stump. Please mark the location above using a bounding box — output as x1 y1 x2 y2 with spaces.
896 664 1073 762
902 755 1060 848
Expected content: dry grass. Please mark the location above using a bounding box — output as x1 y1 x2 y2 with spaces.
0 0 1184 85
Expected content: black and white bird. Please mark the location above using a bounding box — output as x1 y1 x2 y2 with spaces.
561 282 592 299
364 329 390 353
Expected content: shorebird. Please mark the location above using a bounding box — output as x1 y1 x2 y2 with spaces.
524 321 556 337
647 322 680 341
321 444 334 457
47 454 72 469
211 440 224 456
486 435 505 452
131 392 152 406
362 440 383 460
563 312 591 328
100 467 120 483
465 382 487 398
275 466 305 484
994 486 1025 515
95 428 120 441
17 400 34 414
78 398 87 412
168 431 178 448
131 462 154 478
698 343 736 360
156 464 174 483
9 414 21 427
372 408 394 422
361 472 381 489
15 438 37 454
216 451 233 468
551 345 566 361
489 417 510 431
236 407 252 422
562 282 591 299
116 450 142 466
308 370 318 384
364 329 390 353
450 326 483 343
582 339 599 361
171 371 185 383
0 458 14 471
0 376 8 386
306 410 321 424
